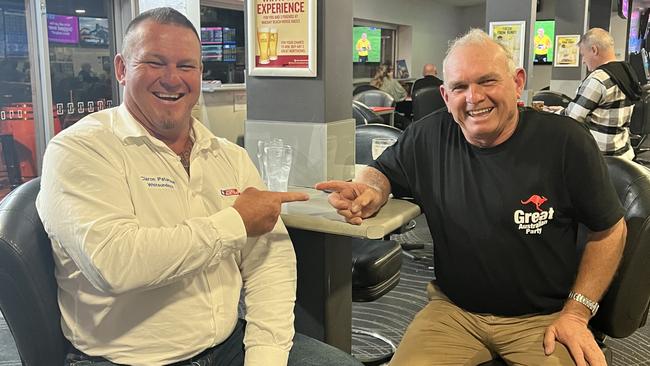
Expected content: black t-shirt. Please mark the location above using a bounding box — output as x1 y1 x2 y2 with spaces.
371 108 624 316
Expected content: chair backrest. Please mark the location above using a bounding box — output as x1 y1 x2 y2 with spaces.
0 178 68 364
532 90 573 109
355 123 402 165
352 101 384 126
352 89 395 108
412 85 446 121
629 92 650 136
590 157 650 338
353 84 379 96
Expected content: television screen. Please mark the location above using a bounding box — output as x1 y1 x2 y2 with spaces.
353 26 381 63
619 0 630 19
79 17 109 47
4 10 28 57
201 27 222 44
630 9 642 54
533 20 555 64
223 44 236 62
202 44 223 61
223 27 236 44
47 14 79 44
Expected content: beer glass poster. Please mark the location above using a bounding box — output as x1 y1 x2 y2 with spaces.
488 21 526 68
247 0 317 77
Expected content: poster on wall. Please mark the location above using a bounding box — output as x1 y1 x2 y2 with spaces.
554 35 580 67
247 0 317 77
488 21 526 68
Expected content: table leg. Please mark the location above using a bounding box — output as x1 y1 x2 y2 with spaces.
288 228 352 353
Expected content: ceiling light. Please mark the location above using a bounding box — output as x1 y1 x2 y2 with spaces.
75 9 86 14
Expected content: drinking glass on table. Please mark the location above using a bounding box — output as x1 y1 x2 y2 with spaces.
263 145 293 192
371 137 397 160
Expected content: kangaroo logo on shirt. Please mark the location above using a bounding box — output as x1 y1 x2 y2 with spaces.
520 195 547 212
514 194 554 235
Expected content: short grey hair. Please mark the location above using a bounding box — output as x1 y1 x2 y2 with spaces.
442 28 516 77
121 7 200 60
578 28 614 52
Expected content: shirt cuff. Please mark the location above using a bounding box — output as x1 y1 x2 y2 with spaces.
244 345 290 366
210 206 247 250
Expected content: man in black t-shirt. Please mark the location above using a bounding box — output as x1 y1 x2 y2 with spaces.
317 29 626 366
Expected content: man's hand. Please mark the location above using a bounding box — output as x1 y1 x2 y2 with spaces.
542 105 565 114
233 187 309 237
543 310 606 366
314 180 385 225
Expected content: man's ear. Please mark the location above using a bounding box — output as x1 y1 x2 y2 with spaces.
114 54 127 86
440 84 449 106
514 68 527 98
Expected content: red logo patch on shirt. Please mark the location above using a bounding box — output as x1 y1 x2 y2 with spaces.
220 188 240 196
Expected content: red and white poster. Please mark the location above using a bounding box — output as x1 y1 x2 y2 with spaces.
247 0 316 77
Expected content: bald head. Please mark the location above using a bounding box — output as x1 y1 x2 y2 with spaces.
422 64 437 77
443 28 516 78
578 27 616 71
579 28 615 54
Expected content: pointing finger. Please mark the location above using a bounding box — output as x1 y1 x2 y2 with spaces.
275 192 310 202
314 180 353 193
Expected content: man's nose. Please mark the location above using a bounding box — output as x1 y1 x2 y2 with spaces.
159 66 183 88
466 84 485 104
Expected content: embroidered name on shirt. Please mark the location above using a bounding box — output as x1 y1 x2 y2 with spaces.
140 176 176 189
514 194 555 235
220 188 240 196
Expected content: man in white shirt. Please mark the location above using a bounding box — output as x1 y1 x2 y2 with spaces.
36 7 362 366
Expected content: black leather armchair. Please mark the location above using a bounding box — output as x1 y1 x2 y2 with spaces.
480 156 650 366
353 84 379 96
353 90 396 108
412 85 445 122
532 90 573 108
353 101 384 126
629 92 650 164
0 178 69 365
355 123 403 165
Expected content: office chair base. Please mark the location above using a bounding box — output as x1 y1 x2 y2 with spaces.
352 328 396 366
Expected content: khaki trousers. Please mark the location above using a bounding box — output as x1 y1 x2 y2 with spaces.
389 282 576 366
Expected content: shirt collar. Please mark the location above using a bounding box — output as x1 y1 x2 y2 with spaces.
113 104 221 153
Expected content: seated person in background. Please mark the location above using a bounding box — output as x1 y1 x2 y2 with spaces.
554 28 642 160
370 63 407 102
317 28 626 366
36 7 362 366
411 63 443 94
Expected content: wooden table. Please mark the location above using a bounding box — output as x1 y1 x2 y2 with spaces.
281 187 421 352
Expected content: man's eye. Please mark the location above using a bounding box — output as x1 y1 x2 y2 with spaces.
179 65 196 71
147 61 163 67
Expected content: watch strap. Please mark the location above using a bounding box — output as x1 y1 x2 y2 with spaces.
568 291 599 316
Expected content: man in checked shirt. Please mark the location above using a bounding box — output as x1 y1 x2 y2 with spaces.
546 28 642 160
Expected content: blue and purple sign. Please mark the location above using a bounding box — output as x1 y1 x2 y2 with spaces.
47 14 79 44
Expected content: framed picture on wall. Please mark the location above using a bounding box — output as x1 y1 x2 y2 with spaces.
488 20 526 68
247 0 317 77
554 35 580 67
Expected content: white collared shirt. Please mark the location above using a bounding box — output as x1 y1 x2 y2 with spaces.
36 105 296 365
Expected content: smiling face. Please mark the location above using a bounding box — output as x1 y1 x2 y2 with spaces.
114 20 202 141
440 41 526 148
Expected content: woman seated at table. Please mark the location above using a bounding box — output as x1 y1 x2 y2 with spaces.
370 63 407 102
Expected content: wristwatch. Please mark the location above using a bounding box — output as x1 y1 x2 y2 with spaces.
568 291 599 316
